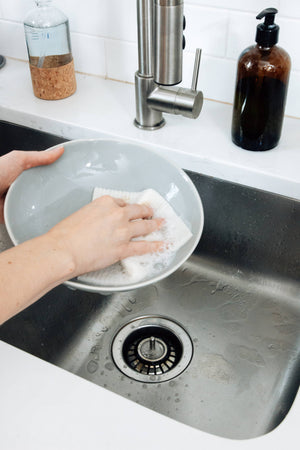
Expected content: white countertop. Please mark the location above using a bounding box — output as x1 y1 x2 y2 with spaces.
1 59 300 200
0 58 299 449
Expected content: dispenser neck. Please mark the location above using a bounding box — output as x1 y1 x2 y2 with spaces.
255 7 279 48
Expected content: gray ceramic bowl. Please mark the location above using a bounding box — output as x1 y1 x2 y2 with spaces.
4 139 204 293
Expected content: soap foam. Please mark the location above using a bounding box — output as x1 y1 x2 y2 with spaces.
78 188 192 286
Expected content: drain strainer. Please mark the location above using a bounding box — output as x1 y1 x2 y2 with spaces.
111 316 193 383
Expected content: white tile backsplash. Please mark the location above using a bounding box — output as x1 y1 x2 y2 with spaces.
0 21 27 60
0 0 299 118
279 0 300 18
227 11 255 59
0 0 33 22
279 17 300 71
55 0 137 42
182 50 236 103
286 69 300 117
105 39 138 84
71 32 106 77
184 5 228 57
185 0 280 13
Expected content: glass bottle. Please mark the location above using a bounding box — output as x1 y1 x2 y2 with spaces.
24 0 76 100
231 8 291 151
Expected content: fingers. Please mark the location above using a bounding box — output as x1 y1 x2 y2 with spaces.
125 203 154 220
129 217 164 238
93 196 153 219
92 196 126 210
114 198 127 207
20 146 64 170
124 240 165 258
94 197 162 238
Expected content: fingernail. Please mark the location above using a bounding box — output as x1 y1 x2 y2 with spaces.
157 218 165 228
49 146 64 152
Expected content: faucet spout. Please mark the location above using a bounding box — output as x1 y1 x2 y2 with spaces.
154 0 184 86
134 0 203 130
136 0 154 77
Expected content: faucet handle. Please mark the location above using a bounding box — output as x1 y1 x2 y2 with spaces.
147 46 203 121
191 48 202 92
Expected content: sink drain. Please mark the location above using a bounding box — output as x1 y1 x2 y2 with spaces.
124 326 182 376
111 316 193 383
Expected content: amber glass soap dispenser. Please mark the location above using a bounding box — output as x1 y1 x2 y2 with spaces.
231 8 291 151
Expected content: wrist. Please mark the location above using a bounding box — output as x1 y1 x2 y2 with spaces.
42 231 77 282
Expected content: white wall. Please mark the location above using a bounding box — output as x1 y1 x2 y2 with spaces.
0 0 299 117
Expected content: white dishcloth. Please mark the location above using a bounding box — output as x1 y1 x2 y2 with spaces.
78 188 192 286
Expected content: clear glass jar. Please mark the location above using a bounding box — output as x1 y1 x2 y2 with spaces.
24 0 76 100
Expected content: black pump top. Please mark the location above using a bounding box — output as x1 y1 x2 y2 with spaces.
255 7 279 48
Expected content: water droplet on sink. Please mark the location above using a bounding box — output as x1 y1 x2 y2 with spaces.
123 305 132 313
87 360 98 374
220 303 248 321
105 362 115 371
210 281 227 295
199 354 235 383
275 324 298 335
237 346 265 367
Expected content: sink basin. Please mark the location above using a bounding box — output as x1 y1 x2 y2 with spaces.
0 120 299 440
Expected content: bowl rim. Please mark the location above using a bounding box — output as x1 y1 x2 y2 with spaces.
4 137 204 294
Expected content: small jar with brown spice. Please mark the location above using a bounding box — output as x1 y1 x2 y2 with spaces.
24 0 76 100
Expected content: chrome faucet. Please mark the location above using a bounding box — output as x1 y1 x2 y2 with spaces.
134 0 203 130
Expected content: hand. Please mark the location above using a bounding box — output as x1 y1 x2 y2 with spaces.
47 195 164 277
0 147 64 223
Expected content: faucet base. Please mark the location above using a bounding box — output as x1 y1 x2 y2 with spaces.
135 72 165 130
133 117 166 131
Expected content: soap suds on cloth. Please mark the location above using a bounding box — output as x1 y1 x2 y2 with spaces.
78 188 192 286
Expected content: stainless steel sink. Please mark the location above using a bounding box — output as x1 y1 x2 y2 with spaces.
0 120 299 439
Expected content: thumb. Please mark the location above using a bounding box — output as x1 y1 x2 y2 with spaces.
21 146 64 170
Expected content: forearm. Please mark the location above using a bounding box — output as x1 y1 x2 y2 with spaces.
0 234 75 325
0 195 163 325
